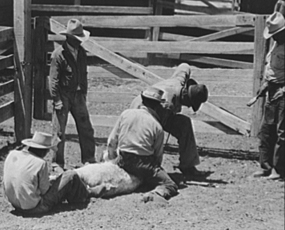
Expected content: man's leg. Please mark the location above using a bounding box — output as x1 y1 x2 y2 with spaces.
52 95 70 167
19 171 90 215
71 92 96 164
146 167 178 200
164 114 200 173
255 102 277 177
118 152 178 201
271 98 285 179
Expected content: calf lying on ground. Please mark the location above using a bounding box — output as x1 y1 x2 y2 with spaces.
75 161 142 198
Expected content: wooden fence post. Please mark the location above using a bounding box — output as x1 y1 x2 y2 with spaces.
33 17 48 120
13 0 32 141
148 0 163 64
251 15 268 136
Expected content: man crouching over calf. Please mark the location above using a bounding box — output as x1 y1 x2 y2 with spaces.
107 87 178 202
3 132 102 215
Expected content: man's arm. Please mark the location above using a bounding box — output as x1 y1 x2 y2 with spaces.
107 115 122 160
38 162 50 195
153 129 165 165
247 81 268 107
48 52 62 108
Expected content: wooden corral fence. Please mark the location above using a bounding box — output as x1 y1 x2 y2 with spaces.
0 0 33 142
30 0 269 137
1 0 270 142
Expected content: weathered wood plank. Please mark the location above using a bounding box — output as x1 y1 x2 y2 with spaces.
189 27 254 42
85 40 254 55
157 0 232 15
32 4 153 15
0 101 14 124
200 102 251 135
52 14 255 28
0 27 14 43
33 17 48 120
0 55 14 71
0 79 14 97
251 16 268 136
0 40 13 55
86 65 254 82
14 0 32 141
66 114 236 134
180 54 254 69
160 32 195 41
48 35 254 55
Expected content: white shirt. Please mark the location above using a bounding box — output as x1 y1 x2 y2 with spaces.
3 149 50 210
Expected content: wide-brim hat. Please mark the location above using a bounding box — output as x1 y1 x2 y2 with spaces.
263 12 285 39
60 19 90 43
22 131 56 149
141 87 164 102
188 84 208 112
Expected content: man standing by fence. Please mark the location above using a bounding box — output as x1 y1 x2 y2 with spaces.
48 19 95 170
252 12 285 180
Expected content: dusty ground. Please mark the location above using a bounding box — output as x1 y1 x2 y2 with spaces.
0 67 284 230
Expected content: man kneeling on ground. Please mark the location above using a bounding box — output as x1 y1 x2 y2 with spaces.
3 131 102 215
107 87 178 203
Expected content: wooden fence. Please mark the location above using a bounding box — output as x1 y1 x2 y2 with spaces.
0 0 269 142
0 0 33 142
31 1 268 137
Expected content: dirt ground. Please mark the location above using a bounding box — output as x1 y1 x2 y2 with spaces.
0 68 284 230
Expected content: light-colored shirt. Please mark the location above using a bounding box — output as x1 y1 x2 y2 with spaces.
264 42 285 84
107 106 164 164
66 42 78 61
3 149 50 210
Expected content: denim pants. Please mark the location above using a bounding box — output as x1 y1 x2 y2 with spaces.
258 93 284 176
52 90 95 166
163 114 200 170
16 171 89 215
117 151 178 199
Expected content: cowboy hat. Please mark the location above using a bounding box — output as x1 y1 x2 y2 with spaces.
59 19 90 43
187 83 208 112
263 12 285 39
141 87 164 102
22 131 56 149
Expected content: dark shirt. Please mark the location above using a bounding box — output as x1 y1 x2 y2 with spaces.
48 42 88 103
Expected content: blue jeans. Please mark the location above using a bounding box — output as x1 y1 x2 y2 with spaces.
117 151 178 199
15 171 89 215
258 91 284 176
52 90 95 166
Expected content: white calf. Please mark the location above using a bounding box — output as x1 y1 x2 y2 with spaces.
75 161 142 198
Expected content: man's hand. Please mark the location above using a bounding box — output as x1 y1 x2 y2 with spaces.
271 87 285 102
54 100 63 110
246 96 258 107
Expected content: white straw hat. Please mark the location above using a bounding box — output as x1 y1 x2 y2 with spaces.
22 131 56 149
263 12 285 39
60 19 90 43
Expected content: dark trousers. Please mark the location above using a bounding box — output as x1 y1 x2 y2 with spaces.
52 90 95 166
163 114 200 170
258 95 284 176
117 151 178 199
16 171 89 215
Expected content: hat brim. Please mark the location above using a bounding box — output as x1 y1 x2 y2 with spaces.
192 101 202 112
141 94 163 102
22 139 55 149
60 30 90 43
263 25 285 39
186 78 198 89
